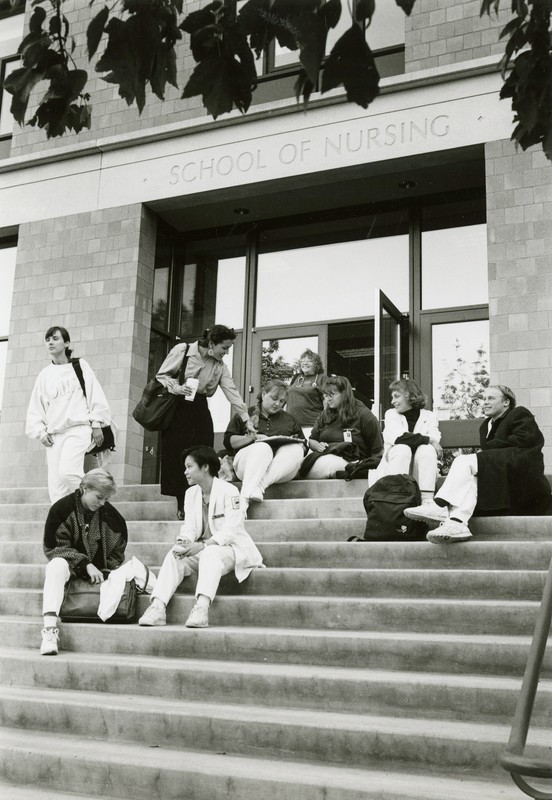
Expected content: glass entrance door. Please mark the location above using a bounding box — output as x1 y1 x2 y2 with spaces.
249 325 328 402
374 290 403 421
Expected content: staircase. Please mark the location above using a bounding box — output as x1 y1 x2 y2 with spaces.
0 479 550 800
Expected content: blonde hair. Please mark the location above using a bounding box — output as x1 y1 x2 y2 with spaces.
80 468 117 497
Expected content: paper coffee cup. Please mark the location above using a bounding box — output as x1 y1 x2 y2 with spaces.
185 377 199 401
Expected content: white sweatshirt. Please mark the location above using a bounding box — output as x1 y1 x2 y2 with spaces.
26 359 111 440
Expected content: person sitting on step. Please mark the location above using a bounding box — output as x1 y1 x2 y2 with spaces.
40 469 128 656
405 385 552 544
138 446 264 629
223 379 306 518
368 378 442 502
302 375 383 479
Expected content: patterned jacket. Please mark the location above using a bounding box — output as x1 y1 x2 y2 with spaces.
43 491 127 578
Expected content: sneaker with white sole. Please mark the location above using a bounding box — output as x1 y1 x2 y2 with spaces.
138 602 166 626
427 519 473 544
40 627 59 655
185 603 209 628
404 500 449 528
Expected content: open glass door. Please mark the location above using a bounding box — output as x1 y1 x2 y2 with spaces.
374 290 403 422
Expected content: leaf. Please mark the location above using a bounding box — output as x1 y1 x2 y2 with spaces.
321 24 380 108
294 68 314 106
394 0 417 15
180 2 223 34
3 67 44 124
297 11 327 86
480 0 500 15
356 0 375 24
182 53 252 118
320 0 342 30
29 5 47 34
87 6 109 59
238 0 272 56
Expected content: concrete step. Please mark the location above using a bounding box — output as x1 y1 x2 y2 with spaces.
0 480 366 505
1 618 545 676
3 563 547 600
2 647 550 724
2 540 551 570
0 783 126 800
0 727 523 800
0 518 366 543
2 684 550 773
0 497 366 521
0 588 541 634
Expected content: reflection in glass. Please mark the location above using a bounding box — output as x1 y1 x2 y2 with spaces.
152 267 170 331
0 245 16 336
422 224 488 310
260 336 319 388
257 235 408 327
432 321 490 420
380 307 400 416
181 255 246 338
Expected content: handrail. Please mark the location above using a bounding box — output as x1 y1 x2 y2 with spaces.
500 553 552 799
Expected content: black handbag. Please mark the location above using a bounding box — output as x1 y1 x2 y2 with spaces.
132 344 189 432
71 358 115 454
60 576 138 623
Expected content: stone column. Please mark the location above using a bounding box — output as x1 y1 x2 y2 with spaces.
0 203 156 487
485 139 552 470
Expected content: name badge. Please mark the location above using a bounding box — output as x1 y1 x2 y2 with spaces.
343 429 353 443
231 496 241 511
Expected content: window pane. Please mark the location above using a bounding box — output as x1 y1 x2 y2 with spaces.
366 2 406 50
432 320 490 420
422 224 488 310
261 335 319 387
152 267 170 330
257 235 408 327
181 254 246 338
0 245 16 337
0 59 18 137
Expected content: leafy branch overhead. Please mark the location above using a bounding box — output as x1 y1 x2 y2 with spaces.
3 0 552 162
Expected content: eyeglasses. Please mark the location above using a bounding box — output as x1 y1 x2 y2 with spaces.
324 392 341 399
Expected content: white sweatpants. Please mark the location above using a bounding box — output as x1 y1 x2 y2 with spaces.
42 556 154 620
435 453 479 523
233 442 304 498
305 454 349 479
152 544 236 605
46 425 91 504
368 444 438 492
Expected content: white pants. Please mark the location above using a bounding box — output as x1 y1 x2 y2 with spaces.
42 556 154 620
233 442 304 498
46 425 91 504
436 453 479 523
152 544 236 605
368 444 438 492
305 454 349 479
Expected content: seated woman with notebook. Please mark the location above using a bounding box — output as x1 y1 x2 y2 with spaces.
223 379 306 517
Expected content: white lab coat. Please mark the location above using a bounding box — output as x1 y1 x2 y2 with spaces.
177 477 263 582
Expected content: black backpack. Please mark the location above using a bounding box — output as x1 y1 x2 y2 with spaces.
350 474 428 542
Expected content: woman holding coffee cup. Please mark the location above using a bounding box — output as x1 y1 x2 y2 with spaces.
156 325 255 519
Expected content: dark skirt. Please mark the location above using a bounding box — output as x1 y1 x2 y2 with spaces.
160 394 214 498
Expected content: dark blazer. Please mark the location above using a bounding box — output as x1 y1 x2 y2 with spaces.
475 406 551 515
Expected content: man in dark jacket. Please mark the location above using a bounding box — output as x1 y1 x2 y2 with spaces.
405 385 551 544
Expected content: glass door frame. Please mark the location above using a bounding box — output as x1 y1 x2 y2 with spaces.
374 290 404 422
419 304 489 446
248 323 328 404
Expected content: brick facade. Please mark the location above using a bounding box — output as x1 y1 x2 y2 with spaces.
405 0 509 72
0 204 156 487
485 140 552 468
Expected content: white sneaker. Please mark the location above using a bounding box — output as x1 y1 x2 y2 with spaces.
138 602 166 626
427 519 473 544
249 487 264 502
185 603 209 628
404 500 449 528
40 627 59 656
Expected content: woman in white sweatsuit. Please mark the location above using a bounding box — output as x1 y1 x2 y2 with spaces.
139 445 264 629
369 379 442 500
26 326 112 504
